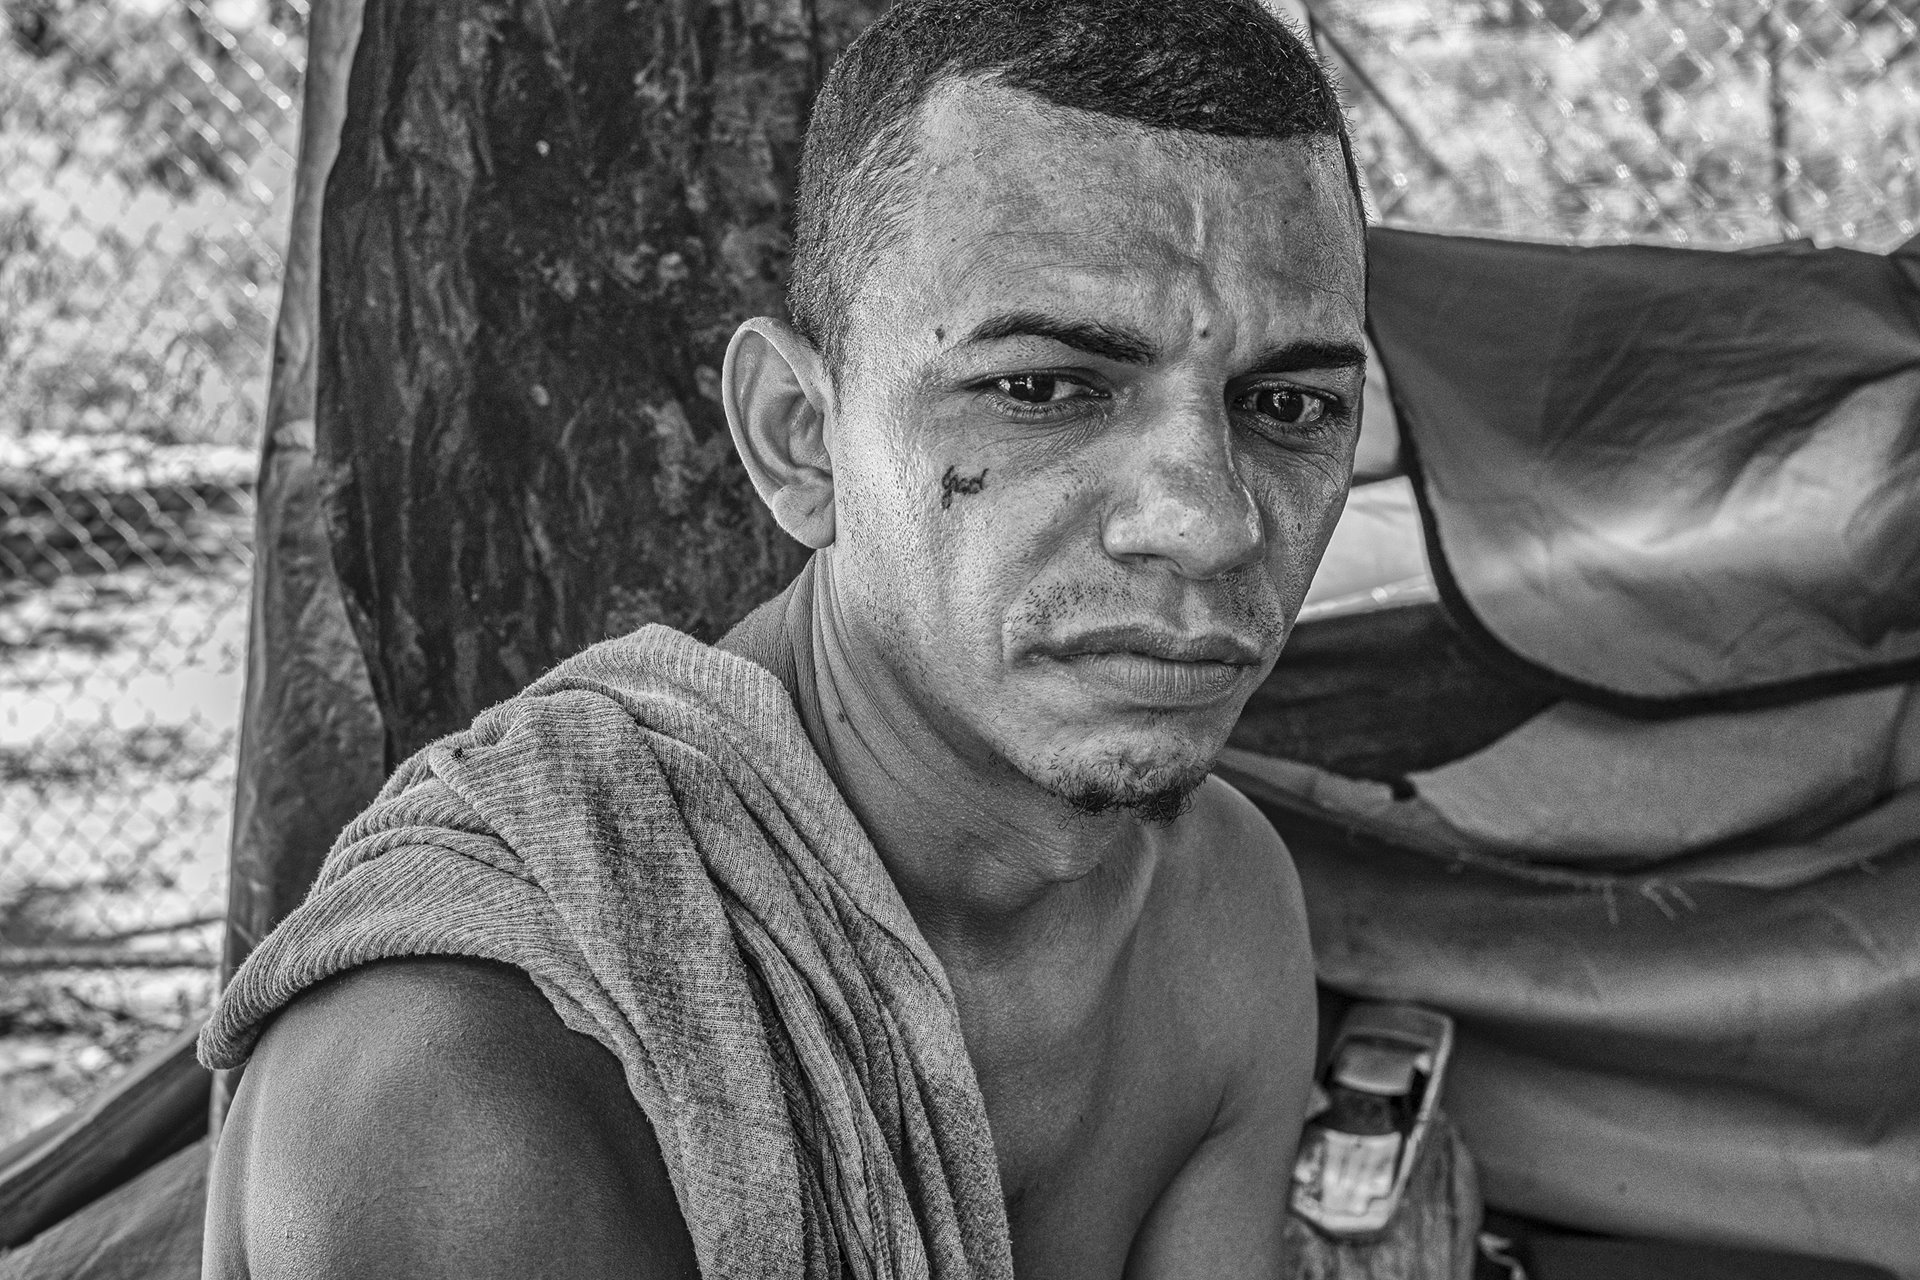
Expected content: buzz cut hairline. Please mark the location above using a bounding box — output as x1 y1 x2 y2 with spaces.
788 0 1365 374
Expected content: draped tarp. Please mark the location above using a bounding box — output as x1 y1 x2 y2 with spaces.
220 0 383 997
1369 227 1920 714
1224 226 1920 1277
1223 733 1920 1277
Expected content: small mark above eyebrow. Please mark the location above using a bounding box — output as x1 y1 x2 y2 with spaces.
960 311 1156 365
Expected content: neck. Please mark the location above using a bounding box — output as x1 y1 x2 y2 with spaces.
726 556 1163 971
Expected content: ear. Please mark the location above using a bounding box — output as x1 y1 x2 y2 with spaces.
722 316 837 549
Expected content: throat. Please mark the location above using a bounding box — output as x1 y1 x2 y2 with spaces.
749 554 1165 964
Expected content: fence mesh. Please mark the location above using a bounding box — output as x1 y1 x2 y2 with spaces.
2 0 300 1141
1324 0 1919 250
0 0 1915 1144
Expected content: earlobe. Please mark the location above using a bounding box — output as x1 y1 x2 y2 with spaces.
722 317 837 549
767 487 834 543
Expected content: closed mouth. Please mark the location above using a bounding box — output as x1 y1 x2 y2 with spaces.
1035 625 1264 706
1043 624 1264 667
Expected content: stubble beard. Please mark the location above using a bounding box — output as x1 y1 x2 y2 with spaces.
1028 744 1215 828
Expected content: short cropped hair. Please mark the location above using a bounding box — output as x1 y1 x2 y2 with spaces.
789 0 1361 370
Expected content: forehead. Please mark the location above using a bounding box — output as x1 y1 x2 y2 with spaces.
849 78 1365 362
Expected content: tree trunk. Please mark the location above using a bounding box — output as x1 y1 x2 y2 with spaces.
318 0 884 761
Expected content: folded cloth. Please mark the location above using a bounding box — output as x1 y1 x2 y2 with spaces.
199 625 1013 1280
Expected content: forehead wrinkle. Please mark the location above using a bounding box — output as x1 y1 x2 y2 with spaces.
933 201 1225 290
852 84 1363 373
941 243 1182 303
928 191 1353 330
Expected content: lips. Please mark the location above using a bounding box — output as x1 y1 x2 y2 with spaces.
1037 624 1264 707
1047 623 1265 666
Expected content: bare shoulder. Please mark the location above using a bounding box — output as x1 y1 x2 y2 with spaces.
1119 778 1317 1274
1148 773 1315 1083
1175 774 1311 963
205 956 697 1280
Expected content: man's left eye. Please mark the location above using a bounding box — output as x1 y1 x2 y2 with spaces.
1244 387 1330 426
995 374 1081 404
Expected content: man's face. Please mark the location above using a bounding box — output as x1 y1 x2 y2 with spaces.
822 79 1366 816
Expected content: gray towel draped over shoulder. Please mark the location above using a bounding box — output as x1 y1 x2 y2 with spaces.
199 625 1014 1280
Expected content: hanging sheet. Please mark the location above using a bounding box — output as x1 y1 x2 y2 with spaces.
1368 227 1920 714
1221 695 1920 1278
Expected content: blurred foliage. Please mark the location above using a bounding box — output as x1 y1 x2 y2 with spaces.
1323 0 1920 250
0 960 213 1147
0 0 304 449
2 0 1913 457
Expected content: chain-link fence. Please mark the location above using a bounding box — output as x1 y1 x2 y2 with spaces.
1 0 1915 1144
1324 0 1919 250
2 0 301 1143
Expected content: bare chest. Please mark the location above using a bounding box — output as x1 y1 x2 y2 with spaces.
960 975 1225 1279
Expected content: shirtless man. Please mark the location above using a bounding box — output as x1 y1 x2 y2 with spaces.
205 1 1368 1275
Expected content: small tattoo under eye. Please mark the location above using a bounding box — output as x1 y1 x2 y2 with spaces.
940 465 989 510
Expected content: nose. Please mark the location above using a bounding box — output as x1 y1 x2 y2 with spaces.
1100 396 1264 580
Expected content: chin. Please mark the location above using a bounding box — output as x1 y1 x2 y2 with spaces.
1018 729 1222 827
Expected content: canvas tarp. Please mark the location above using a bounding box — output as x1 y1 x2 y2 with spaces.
1223 730 1920 1277
1223 227 1920 1276
1369 227 1920 713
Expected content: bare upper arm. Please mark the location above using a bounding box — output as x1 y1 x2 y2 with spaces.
1125 779 1317 1279
204 956 698 1280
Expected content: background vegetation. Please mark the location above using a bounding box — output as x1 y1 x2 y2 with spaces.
1326 0 1918 250
2 0 303 456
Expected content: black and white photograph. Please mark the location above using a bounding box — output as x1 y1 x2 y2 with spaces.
1 0 1917 1276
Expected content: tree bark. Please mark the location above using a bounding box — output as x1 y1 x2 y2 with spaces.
317 0 883 761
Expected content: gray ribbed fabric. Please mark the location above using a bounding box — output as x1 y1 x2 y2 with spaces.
199 625 1013 1280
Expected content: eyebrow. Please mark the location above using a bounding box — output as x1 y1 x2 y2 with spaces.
1245 338 1369 375
958 311 1368 377
959 311 1157 365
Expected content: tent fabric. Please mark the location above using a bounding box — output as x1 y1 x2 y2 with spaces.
1229 226 1920 1276
0 1027 206 1251
220 0 384 997
1369 228 1920 714
1230 604 1557 784
1216 676 1920 1279
1407 684 1915 867
0 1142 206 1280
1297 477 1436 623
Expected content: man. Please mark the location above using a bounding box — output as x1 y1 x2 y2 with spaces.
200 1 1368 1275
